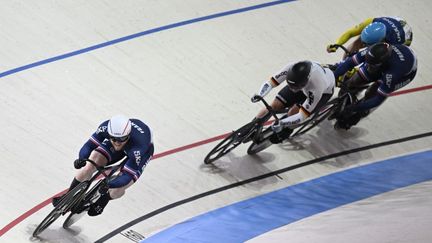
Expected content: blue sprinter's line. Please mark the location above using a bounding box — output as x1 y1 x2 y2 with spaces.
0 0 295 79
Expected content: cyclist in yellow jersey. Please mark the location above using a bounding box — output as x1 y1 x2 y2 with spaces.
327 17 413 58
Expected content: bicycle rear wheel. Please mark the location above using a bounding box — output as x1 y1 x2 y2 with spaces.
204 121 256 164
247 127 274 155
290 99 339 137
32 181 88 237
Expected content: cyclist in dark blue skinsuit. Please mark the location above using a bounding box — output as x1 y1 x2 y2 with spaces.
333 42 417 129
372 17 412 45
53 115 154 216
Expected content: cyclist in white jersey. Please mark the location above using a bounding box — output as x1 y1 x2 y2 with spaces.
251 61 335 143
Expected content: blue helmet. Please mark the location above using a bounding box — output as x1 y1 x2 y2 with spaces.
361 22 387 45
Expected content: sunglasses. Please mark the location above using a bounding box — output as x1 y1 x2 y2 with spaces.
110 135 130 143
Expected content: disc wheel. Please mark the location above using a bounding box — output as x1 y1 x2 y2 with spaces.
247 127 274 155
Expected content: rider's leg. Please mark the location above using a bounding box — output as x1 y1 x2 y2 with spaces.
272 91 333 142
268 87 306 143
87 192 112 216
343 72 371 95
336 78 376 130
364 82 379 100
108 180 134 199
255 85 305 119
88 180 134 216
70 150 108 191
287 105 300 116
75 150 108 182
255 98 285 119
53 150 108 206
352 81 380 120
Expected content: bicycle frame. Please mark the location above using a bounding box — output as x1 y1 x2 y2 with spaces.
87 159 124 187
67 159 125 214
33 159 125 237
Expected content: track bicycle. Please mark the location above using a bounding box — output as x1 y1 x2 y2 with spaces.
32 159 124 237
203 91 355 164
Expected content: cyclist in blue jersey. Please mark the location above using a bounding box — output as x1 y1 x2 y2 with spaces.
332 42 417 129
327 16 413 57
53 115 154 216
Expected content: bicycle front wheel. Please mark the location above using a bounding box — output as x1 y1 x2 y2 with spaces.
204 121 256 164
32 181 88 237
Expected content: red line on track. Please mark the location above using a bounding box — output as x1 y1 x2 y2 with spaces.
390 84 432 96
153 132 231 159
1 84 431 237
0 191 66 237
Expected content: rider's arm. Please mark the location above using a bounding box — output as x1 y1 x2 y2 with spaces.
257 63 295 97
279 108 309 127
333 58 356 79
256 77 279 97
108 173 133 188
333 18 374 45
108 144 154 188
333 50 366 79
78 140 98 159
279 87 326 127
78 122 108 159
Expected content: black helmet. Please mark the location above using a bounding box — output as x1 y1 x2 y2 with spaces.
365 42 392 66
286 61 312 90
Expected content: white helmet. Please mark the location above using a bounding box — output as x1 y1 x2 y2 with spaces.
107 115 131 139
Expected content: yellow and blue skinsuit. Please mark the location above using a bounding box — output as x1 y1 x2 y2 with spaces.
328 17 412 52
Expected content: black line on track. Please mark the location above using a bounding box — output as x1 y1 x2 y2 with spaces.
96 131 432 242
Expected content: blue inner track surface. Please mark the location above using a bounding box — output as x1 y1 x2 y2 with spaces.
142 150 432 242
